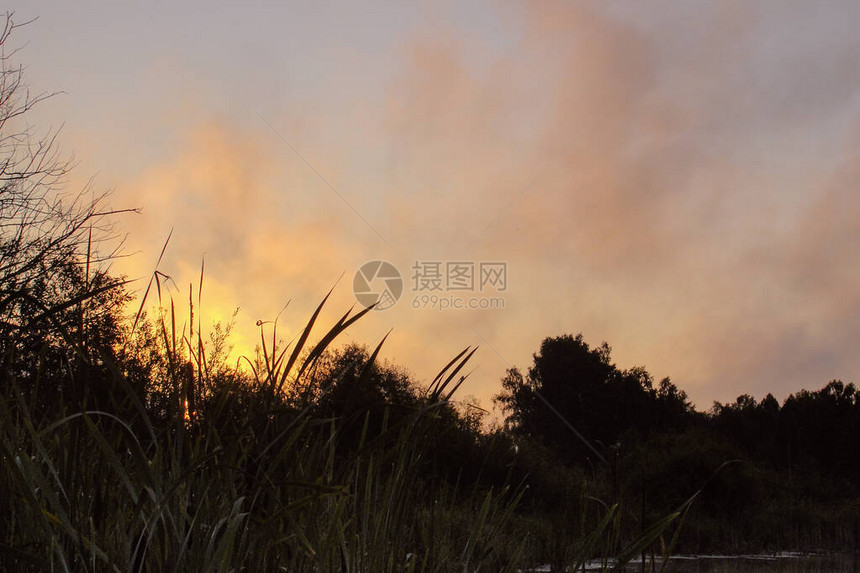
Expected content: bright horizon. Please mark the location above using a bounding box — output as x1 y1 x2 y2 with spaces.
10 1 860 415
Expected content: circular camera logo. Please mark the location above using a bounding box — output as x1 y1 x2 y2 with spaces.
353 260 403 311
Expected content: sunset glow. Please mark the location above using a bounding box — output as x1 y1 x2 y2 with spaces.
13 0 860 414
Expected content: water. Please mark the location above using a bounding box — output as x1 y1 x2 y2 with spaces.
526 554 858 572
624 553 857 573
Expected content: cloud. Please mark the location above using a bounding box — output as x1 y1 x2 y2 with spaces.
97 0 860 412
378 1 860 408
115 120 374 359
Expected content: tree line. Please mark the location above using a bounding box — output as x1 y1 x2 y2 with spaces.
495 333 860 554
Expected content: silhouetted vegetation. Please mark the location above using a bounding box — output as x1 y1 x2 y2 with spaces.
495 333 860 556
2 13 859 571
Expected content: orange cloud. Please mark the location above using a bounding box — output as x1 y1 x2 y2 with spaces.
93 0 860 414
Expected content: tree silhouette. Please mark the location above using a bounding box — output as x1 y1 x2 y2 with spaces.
496 334 694 464
0 13 131 411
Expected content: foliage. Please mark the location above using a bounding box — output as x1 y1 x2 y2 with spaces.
496 332 860 554
496 334 695 463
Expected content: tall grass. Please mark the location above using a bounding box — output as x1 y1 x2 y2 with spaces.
0 266 528 572
0 264 693 571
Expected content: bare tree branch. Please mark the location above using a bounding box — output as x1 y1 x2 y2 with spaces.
0 12 130 338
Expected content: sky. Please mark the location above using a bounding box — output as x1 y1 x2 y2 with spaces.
9 1 860 416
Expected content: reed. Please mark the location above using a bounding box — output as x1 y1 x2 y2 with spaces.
0 262 692 571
